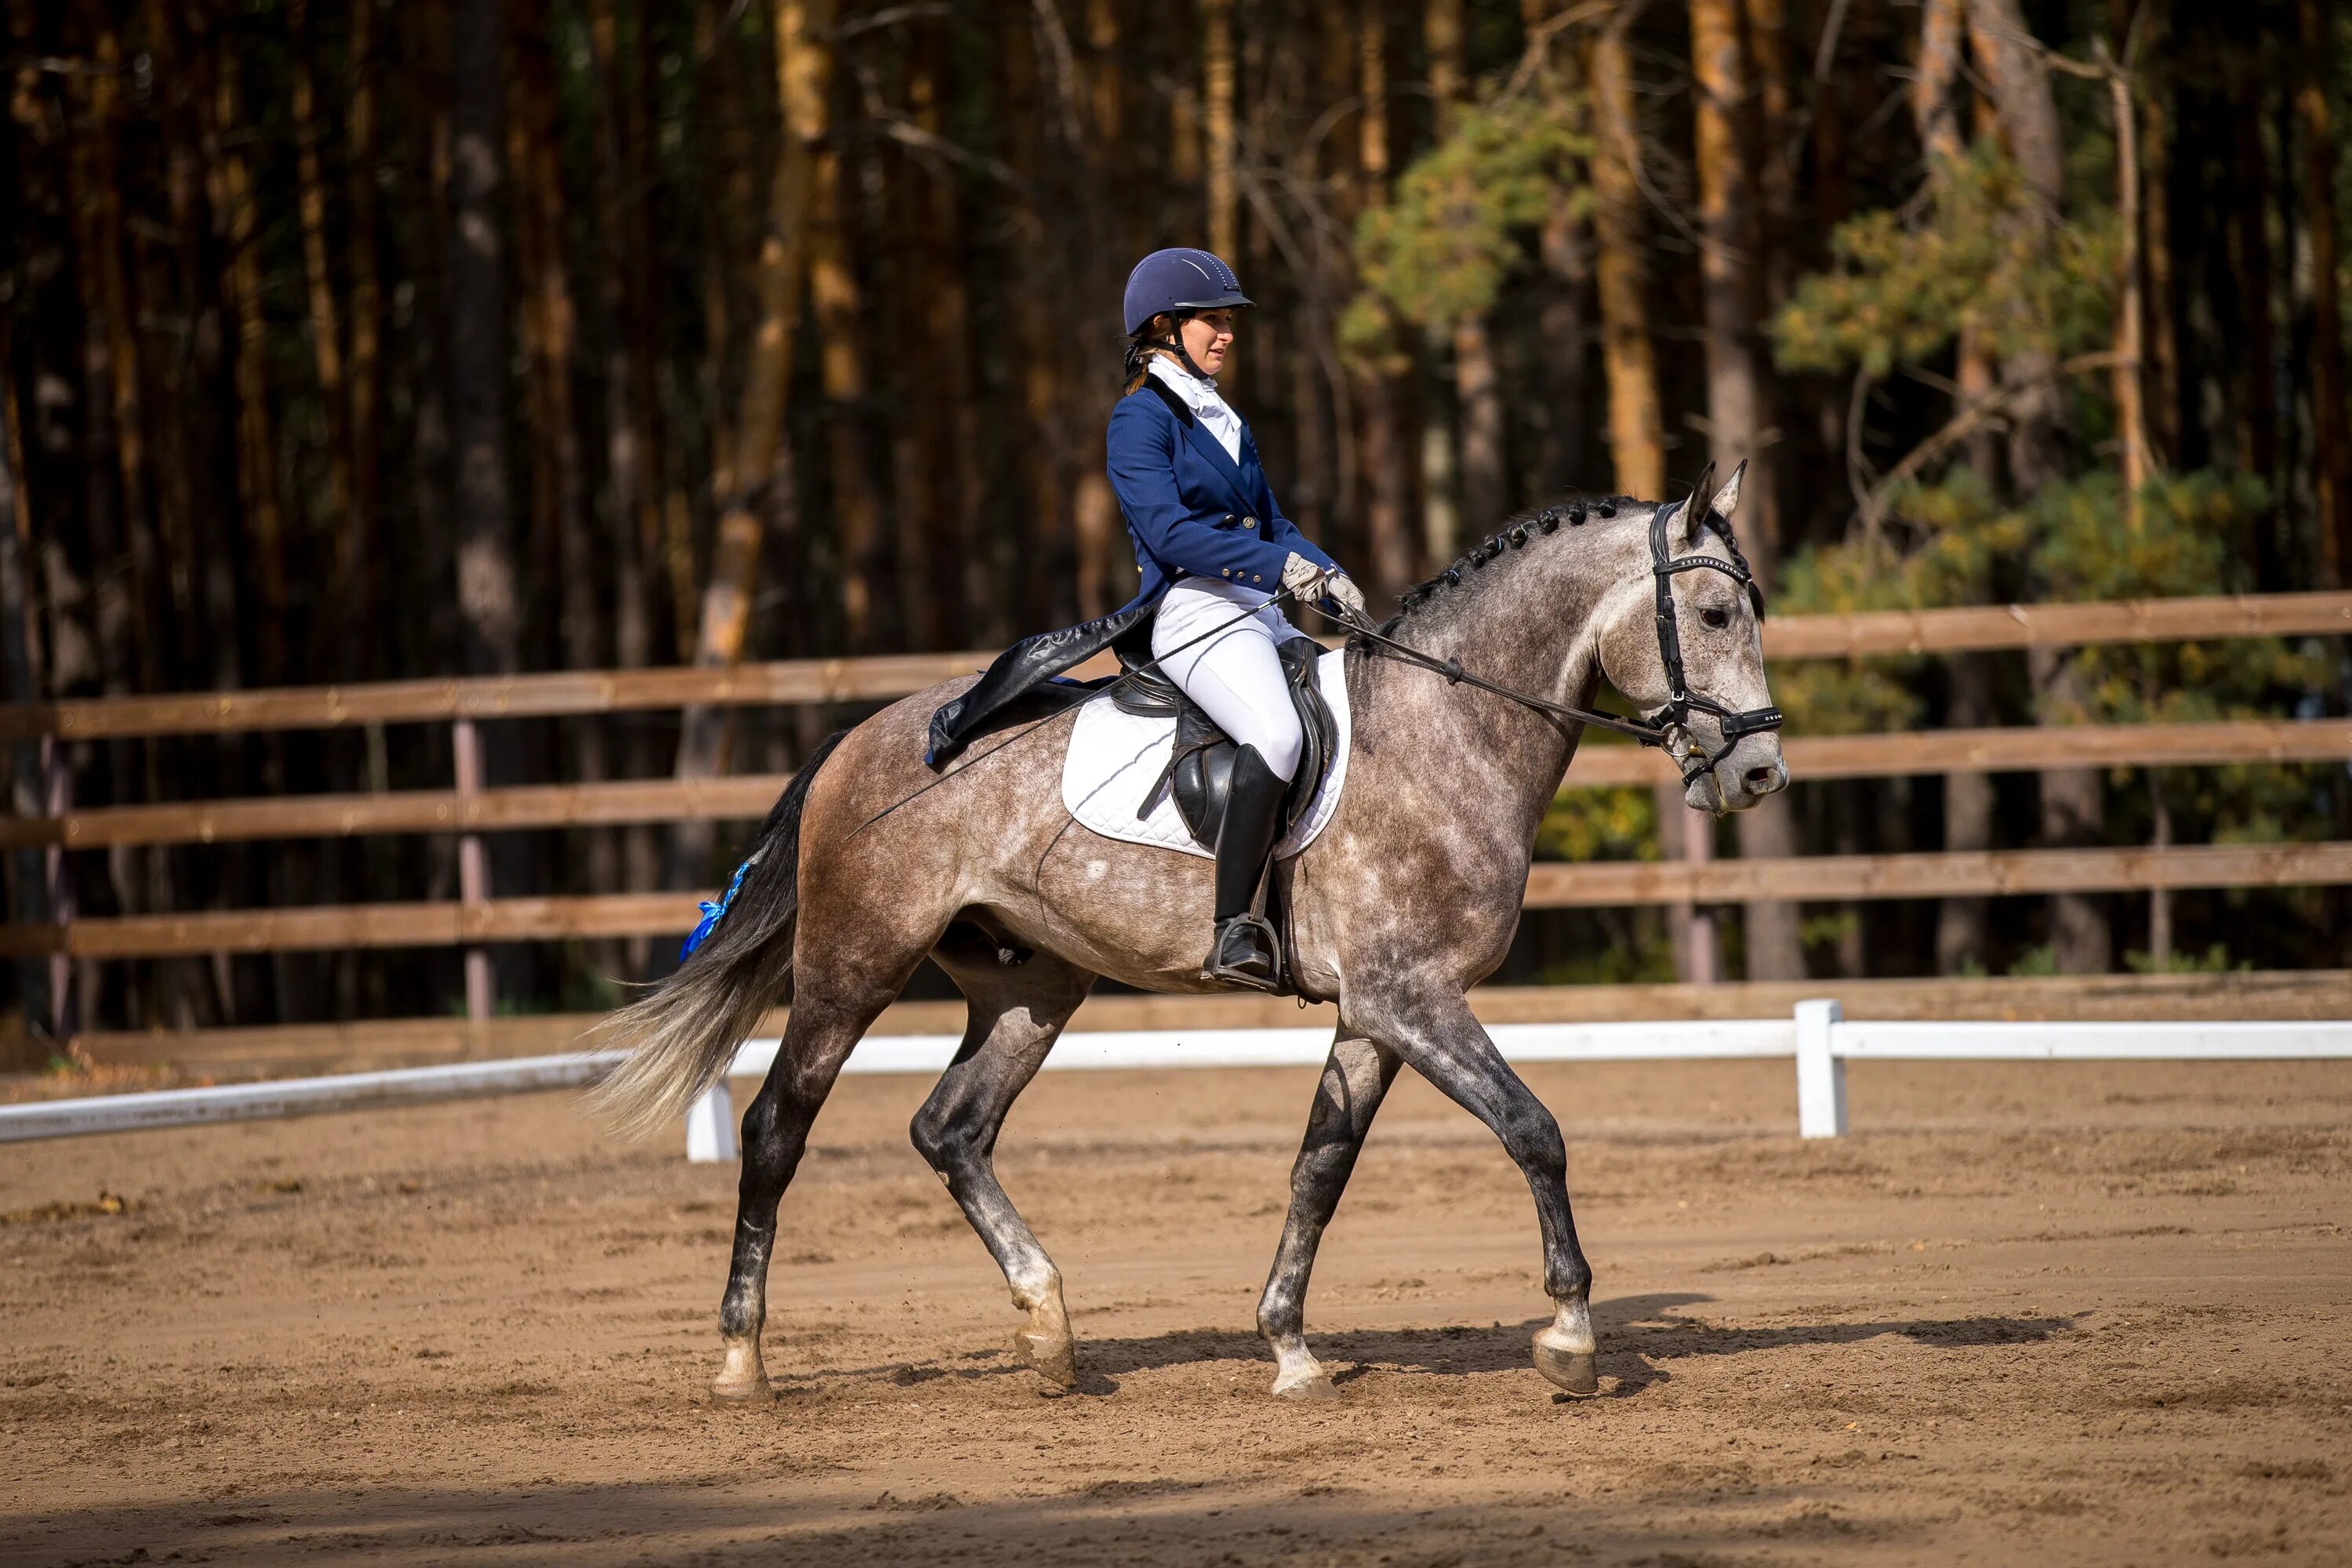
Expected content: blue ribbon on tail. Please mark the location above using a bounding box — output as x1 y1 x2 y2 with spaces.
679 853 757 962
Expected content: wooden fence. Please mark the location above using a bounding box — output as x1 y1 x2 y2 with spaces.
5 590 2348 1037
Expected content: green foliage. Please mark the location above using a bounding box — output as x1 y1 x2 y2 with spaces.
1772 142 2117 379
2123 943 2242 975
2005 943 2059 978
1535 782 1656 864
1800 909 1859 954
1344 90 1591 361
2031 470 2321 726
1534 936 1676 988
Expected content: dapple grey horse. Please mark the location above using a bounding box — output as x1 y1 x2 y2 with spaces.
593 465 1788 1403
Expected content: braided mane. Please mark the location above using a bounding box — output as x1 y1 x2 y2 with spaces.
1382 495 1642 629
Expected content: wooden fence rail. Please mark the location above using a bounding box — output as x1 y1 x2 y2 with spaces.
5 590 2348 744
7 840 2346 959
7 717 2347 851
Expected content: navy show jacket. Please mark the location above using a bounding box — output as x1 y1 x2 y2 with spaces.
1105 380 1338 616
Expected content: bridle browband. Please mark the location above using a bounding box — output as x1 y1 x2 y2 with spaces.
1317 490 1783 788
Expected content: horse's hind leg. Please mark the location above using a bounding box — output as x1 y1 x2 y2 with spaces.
913 936 1095 1390
710 985 885 1400
1256 1029 1400 1401
1350 987 1600 1398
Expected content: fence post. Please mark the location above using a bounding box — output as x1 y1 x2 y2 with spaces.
452 718 493 1025
1795 997 1846 1138
685 1080 739 1163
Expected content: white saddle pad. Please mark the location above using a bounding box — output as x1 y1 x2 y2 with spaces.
1059 649 1353 860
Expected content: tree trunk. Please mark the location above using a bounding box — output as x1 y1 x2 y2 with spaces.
1414 1 1490 551
1693 0 1802 981
2298 0 2350 586
1585 11 1665 499
447 0 526 1008
1915 0 1966 164
290 0 355 639
672 0 826 891
1742 0 1796 336
1534 194 1590 496
1451 316 1504 535
909 13 990 644
808 114 885 648
2226 46 2278 586
1203 0 1238 259
1355 1 1414 596
343 0 384 670
2142 16 2182 466
510 2 603 768
1970 0 2108 973
2107 51 2149 529
448 0 521 679
209 38 287 684
0 349 53 1044
1917 0 1994 972
1934 657 1994 972
1966 0 2067 495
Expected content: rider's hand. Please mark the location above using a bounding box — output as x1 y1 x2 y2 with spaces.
1325 572 1368 623
1279 553 1330 599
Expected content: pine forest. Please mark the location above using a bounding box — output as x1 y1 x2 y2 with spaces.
4 0 2349 1045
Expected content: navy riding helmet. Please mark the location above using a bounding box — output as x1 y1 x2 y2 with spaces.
1122 247 1253 336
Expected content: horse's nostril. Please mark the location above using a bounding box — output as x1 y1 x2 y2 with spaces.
1744 766 1777 792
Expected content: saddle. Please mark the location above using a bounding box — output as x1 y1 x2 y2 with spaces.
1109 635 1339 854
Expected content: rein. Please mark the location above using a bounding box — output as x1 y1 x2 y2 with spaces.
1310 495 1782 787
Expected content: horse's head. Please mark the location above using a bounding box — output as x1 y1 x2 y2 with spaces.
1593 463 1789 816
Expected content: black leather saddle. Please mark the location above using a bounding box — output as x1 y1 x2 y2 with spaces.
1110 636 1338 854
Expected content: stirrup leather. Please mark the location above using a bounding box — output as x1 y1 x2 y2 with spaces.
1203 913 1283 992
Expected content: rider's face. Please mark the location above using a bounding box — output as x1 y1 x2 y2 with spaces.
1181 310 1236 376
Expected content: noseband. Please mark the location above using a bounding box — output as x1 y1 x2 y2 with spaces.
1643 498 1784 785
1325 495 1782 789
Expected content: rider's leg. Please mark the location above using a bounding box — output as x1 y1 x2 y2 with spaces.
1151 582 1305 779
1152 583 1305 988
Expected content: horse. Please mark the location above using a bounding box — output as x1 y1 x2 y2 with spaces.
592 463 1788 1404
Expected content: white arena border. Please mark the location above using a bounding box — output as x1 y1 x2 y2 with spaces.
1 1001 2345 1156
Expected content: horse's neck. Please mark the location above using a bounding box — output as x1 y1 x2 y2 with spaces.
1374 549 1615 831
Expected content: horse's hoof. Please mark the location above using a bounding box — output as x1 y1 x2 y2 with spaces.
1013 1327 1079 1390
1271 1370 1340 1403
712 1338 773 1402
1533 1339 1599 1399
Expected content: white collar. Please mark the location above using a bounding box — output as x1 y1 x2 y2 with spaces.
1148 355 1233 418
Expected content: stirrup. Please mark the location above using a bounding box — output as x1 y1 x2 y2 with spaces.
1202 913 1283 993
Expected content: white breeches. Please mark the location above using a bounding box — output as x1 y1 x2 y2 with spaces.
1151 578 1308 782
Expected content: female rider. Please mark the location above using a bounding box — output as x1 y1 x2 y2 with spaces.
1107 247 1365 990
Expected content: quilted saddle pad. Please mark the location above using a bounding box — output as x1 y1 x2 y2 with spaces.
1058 648 1353 861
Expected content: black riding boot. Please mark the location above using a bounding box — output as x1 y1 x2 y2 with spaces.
1203 744 1288 991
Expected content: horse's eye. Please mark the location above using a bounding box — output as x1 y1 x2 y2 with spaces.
1700 607 1730 630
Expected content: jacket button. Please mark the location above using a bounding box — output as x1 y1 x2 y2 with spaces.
1253 575 1263 583
1242 516 1258 529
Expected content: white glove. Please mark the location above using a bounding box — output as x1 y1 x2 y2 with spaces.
1280 552 1330 598
1326 572 1368 622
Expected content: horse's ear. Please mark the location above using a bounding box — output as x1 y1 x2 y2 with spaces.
1679 463 1718 545
1710 459 1747 523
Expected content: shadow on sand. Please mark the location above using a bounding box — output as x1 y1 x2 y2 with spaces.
783 1293 2075 1399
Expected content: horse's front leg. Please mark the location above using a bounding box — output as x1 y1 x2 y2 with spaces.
1256 1029 1399 1400
1351 986 1599 1397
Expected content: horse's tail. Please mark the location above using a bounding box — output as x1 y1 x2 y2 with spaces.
588 728 850 1140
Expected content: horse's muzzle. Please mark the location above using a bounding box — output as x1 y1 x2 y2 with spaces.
1685 732 1788 815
